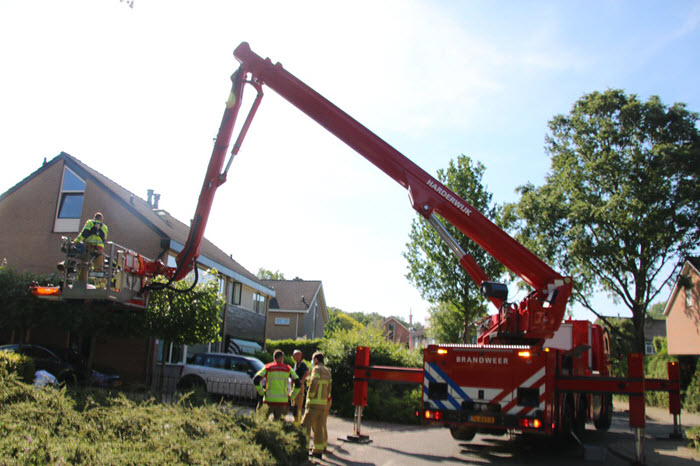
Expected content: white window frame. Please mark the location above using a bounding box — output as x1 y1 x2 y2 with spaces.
229 282 242 305
275 317 290 326
645 341 655 355
254 292 266 314
54 167 85 232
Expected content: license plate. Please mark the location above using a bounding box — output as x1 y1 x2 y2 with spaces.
470 415 495 424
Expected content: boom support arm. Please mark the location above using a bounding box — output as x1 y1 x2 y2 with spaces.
177 42 572 342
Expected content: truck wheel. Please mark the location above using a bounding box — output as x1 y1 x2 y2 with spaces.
574 396 587 439
594 394 613 431
449 426 476 441
558 396 575 441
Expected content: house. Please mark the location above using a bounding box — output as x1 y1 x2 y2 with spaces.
262 278 327 340
382 317 411 345
663 257 700 355
411 326 434 349
643 318 667 355
594 317 666 355
0 152 274 383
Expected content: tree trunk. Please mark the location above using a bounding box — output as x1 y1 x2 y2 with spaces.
158 340 169 394
631 305 646 354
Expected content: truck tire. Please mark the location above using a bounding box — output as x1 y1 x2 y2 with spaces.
558 395 575 441
594 394 613 431
574 396 587 439
449 426 476 441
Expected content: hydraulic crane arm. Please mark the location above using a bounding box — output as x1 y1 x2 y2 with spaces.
174 42 572 342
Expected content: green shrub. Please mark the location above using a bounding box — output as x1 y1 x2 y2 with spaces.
687 426 700 452
0 365 307 464
266 338 324 363
683 359 700 413
644 337 678 408
0 349 35 383
254 350 273 363
319 326 422 424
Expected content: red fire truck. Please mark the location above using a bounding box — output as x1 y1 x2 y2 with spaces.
33 43 680 457
419 319 614 441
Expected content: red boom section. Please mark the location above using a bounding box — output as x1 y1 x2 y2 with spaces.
172 69 249 281
233 43 556 291
231 42 572 341
167 42 572 340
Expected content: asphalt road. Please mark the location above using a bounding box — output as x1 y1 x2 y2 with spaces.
299 405 698 466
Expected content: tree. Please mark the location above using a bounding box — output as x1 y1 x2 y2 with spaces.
403 155 504 343
147 271 224 388
345 311 384 328
325 307 363 335
256 268 286 280
647 301 667 321
426 301 464 343
509 90 700 352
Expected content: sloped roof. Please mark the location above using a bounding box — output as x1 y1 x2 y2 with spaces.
262 279 323 311
382 317 409 331
3 152 268 293
663 257 700 316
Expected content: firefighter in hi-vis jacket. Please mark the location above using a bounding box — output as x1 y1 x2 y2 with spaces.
301 351 332 459
74 211 108 281
253 349 300 420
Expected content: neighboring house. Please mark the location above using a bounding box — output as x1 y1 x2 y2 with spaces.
0 152 274 383
411 327 435 349
643 319 667 355
382 317 410 345
594 317 666 355
262 278 327 340
663 257 700 355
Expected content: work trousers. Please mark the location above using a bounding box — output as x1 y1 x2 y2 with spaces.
302 405 327 453
78 245 104 281
268 403 289 420
292 389 306 425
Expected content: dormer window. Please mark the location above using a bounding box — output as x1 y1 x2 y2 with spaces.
54 167 85 232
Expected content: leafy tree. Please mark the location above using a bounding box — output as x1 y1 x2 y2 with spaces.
325 307 363 335
509 90 700 352
646 301 667 321
256 268 286 280
426 301 464 343
147 272 224 346
147 271 224 388
345 311 384 328
403 155 505 343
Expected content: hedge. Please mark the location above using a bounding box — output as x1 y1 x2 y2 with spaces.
0 349 35 383
266 330 423 424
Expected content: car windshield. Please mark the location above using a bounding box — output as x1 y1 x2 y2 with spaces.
249 358 264 372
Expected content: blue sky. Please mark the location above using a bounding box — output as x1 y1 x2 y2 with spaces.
0 0 698 325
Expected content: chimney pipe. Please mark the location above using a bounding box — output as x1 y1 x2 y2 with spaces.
147 189 154 206
153 193 161 209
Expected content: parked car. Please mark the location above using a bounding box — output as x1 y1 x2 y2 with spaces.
0 344 121 388
177 352 264 400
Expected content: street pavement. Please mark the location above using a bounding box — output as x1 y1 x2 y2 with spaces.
297 402 699 465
